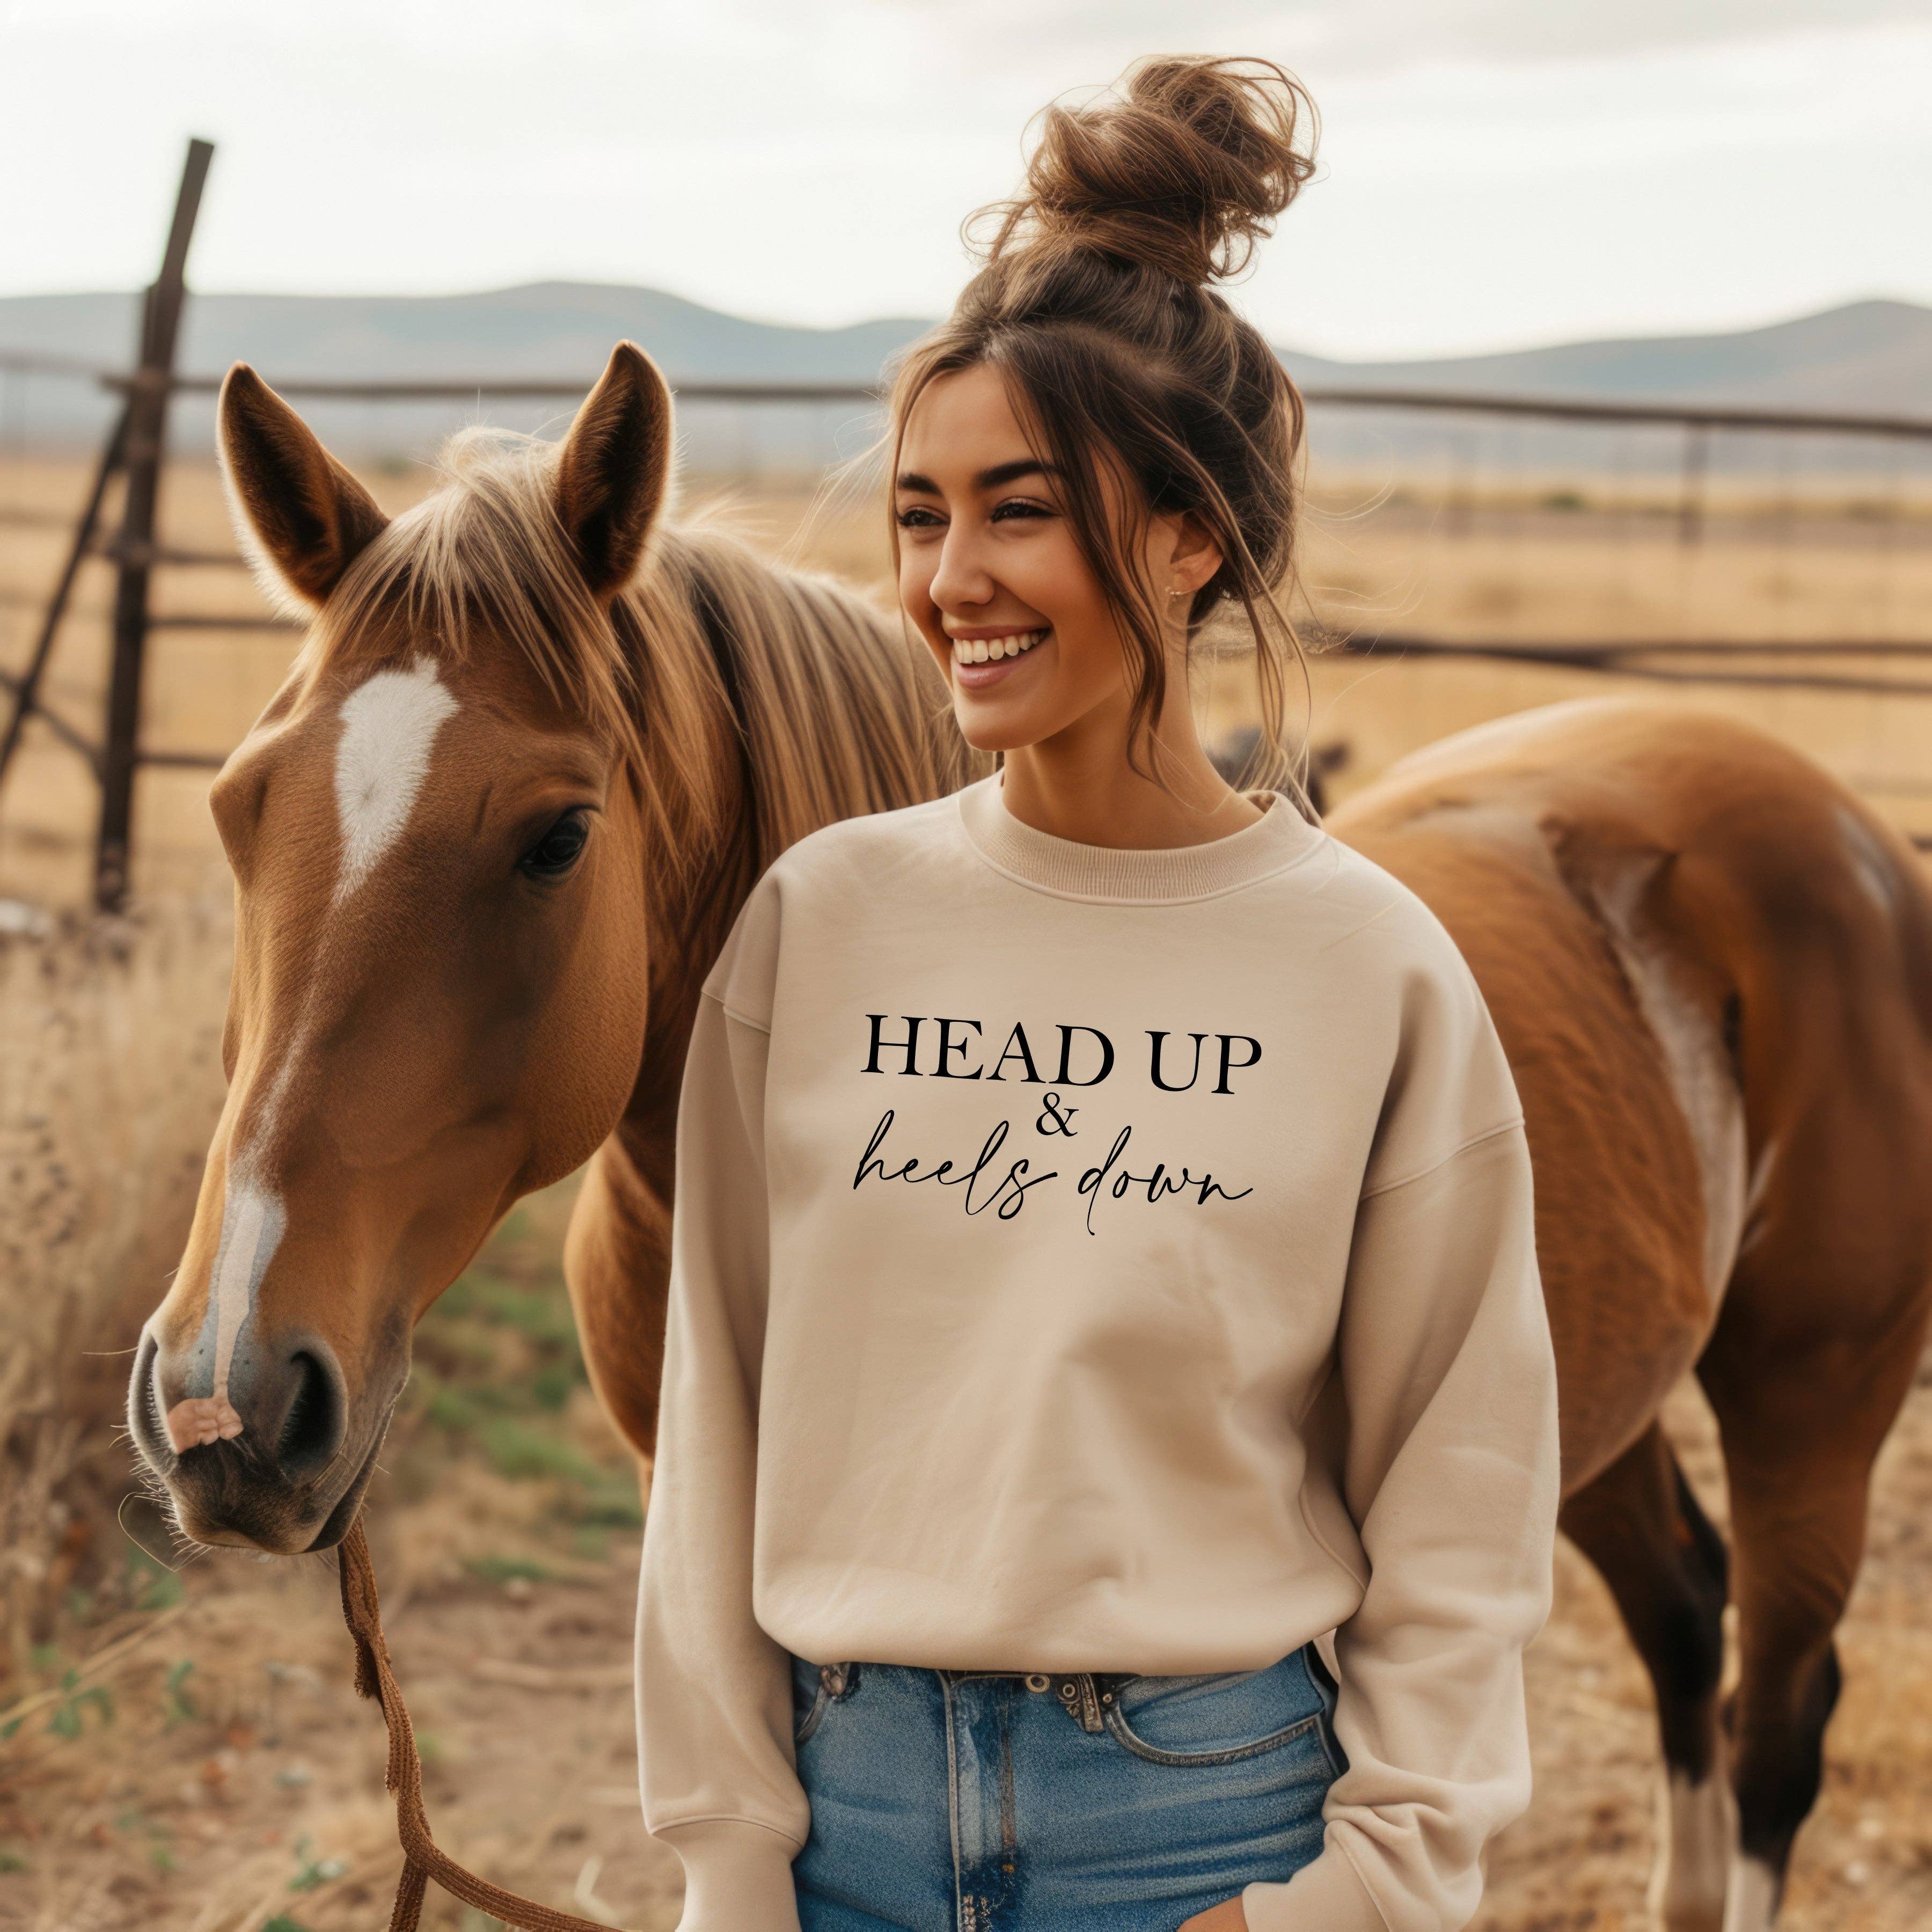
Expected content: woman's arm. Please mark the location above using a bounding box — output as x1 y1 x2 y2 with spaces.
1242 969 1562 1932
636 977 808 1931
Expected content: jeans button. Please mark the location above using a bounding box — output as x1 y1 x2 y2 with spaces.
1024 1673 1051 1692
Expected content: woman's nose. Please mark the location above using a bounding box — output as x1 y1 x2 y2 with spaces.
928 529 996 614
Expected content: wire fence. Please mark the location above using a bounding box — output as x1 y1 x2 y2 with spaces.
5 343 1932 905
4 343 1932 892
2 139 1930 905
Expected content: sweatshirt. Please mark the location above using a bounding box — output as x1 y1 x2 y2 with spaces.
636 771 1561 1932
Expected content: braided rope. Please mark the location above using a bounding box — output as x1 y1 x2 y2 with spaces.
337 1519 635 1932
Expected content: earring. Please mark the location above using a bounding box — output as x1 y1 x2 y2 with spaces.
1168 587 1187 599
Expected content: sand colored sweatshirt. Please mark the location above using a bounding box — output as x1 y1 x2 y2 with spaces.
636 773 1561 1932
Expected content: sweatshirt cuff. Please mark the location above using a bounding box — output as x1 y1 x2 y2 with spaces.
657 1817 802 1931
1242 1842 1388 1932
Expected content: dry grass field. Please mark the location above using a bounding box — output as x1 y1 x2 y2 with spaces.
4 438 1932 1928
5 447 1932 905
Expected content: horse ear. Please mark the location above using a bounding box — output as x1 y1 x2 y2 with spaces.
218 364 389 611
555 341 674 599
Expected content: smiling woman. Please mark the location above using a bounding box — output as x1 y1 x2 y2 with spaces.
635 50 1560 1932
883 52 1318 851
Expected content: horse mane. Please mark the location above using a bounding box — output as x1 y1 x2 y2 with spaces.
304 423 980 980
626 514 978 873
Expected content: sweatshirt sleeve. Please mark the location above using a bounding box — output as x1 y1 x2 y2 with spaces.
635 962 808 1929
1243 962 1561 1932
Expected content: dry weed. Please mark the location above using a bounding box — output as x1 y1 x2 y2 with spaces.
0 897 232 1679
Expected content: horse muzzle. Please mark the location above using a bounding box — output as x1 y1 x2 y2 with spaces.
128 1325 392 1553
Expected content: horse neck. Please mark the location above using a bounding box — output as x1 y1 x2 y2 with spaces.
617 522 974 1165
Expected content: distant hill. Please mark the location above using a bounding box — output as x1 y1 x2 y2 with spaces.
1280 300 1932 415
3 283 1927 468
0 281 926 391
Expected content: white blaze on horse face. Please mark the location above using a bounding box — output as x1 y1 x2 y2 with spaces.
207 1172 286 1424
164 659 462 1454
332 657 460 900
165 1165 289 1451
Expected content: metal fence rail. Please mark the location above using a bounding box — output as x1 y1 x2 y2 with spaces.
14 363 1930 438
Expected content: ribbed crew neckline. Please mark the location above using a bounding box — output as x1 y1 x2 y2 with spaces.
955 771 1326 904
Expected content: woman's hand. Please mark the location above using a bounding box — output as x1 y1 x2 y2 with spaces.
1176 1897 1248 1931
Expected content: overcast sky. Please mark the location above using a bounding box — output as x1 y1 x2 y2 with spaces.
2 0 1929 360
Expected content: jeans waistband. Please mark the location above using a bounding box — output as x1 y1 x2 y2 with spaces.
803 1659 1276 1736
948 1668 1134 1732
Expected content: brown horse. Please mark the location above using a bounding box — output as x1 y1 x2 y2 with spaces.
128 342 973 1539
129 348 1932 1932
1327 701 1932 1931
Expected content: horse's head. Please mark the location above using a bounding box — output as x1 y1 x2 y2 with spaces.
128 345 684 1552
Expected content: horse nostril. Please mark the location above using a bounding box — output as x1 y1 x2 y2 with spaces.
276 1348 344 1479
128 1330 171 1466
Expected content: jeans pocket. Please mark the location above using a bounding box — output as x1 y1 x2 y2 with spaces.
1104 1646 1330 1767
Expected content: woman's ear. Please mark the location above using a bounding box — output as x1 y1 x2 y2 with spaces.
555 341 675 600
1165 511 1225 599
218 364 389 612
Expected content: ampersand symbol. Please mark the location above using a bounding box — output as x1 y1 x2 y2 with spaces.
1036 1091 1079 1136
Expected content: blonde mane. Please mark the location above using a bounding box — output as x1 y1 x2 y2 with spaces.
305 425 977 980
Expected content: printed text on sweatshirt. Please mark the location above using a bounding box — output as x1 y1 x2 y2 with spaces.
636 773 1562 1932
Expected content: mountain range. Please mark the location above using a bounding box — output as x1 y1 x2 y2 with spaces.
2 283 1926 466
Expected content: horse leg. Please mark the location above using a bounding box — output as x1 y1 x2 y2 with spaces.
1560 1420 1732 1932
1694 1285 1927 1930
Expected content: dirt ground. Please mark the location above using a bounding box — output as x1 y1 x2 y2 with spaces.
7 1262 1931 1930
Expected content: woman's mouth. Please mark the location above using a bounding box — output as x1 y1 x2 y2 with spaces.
950 627 1049 690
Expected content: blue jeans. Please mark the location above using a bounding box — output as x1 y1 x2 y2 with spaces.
789 1644 1344 1931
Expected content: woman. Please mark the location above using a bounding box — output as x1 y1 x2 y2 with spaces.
636 55 1561 1932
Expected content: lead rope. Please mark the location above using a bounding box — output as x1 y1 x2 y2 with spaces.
337 1519 635 1932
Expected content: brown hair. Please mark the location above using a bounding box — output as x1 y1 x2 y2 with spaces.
887 54 1321 810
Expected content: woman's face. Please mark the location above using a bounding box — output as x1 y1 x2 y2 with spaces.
893 363 1215 758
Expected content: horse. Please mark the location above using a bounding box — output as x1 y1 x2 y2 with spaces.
127 345 1932 1931
1326 701 1932 1931
127 342 974 1549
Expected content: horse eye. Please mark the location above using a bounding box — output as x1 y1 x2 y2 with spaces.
518 810 590 879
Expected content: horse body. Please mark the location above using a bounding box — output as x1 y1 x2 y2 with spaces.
129 347 1931 1930
1328 696 1932 1930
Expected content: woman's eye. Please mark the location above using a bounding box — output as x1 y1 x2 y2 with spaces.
895 505 944 529
519 810 590 879
991 498 1051 523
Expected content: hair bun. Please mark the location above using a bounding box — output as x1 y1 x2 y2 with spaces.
982 56 1318 287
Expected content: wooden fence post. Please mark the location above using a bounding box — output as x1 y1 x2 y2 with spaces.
93 137 214 913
